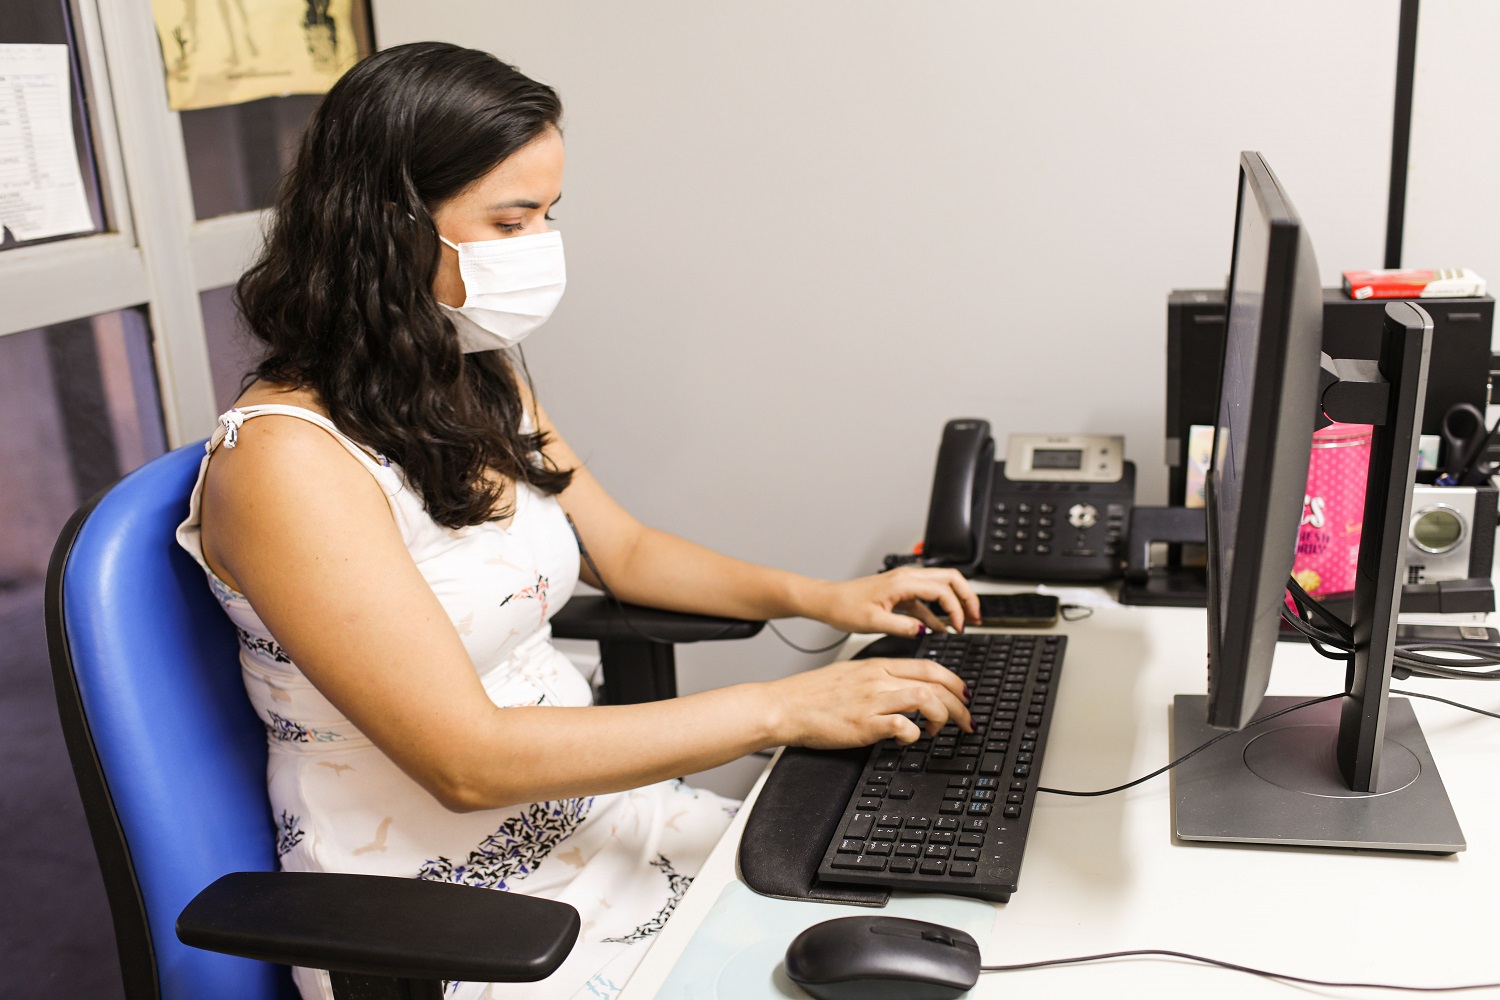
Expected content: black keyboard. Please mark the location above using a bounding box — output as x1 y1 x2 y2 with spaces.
814 631 1065 903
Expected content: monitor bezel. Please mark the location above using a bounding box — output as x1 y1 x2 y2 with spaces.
1204 152 1323 730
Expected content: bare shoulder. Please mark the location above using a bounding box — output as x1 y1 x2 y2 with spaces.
200 384 395 588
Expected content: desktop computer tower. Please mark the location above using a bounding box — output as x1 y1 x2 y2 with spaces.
1165 288 1495 506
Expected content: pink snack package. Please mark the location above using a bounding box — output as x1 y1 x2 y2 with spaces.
1292 422 1373 599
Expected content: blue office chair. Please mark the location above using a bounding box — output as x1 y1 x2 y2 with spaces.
45 441 579 1000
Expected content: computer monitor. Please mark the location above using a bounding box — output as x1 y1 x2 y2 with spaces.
1169 152 1464 853
1204 152 1324 731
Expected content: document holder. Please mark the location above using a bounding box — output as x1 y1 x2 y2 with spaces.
737 636 922 907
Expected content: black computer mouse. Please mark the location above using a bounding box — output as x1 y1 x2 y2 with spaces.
783 915 982 1000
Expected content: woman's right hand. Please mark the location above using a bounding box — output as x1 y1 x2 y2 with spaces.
762 658 971 750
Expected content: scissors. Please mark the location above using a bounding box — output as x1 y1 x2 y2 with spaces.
1437 402 1493 486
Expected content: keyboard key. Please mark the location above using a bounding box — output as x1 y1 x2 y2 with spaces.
923 844 951 859
962 818 988 832
979 753 1006 775
867 841 892 856
958 833 984 847
904 816 931 830
845 813 876 838
926 757 976 775
948 861 978 877
870 828 896 841
831 855 887 871
878 814 904 827
888 783 914 800
919 860 948 876
1004 805 1022 819
928 831 954 845
939 801 964 814
967 802 993 816
837 839 864 853
954 847 981 861
935 817 960 831
889 858 917 874
895 842 922 857
860 786 885 798
857 798 882 810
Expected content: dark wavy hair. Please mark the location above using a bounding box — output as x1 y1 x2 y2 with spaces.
236 41 572 528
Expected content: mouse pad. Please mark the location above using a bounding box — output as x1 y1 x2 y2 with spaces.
654 879 995 999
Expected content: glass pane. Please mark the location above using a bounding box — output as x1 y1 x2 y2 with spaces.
0 0 109 250
0 308 165 1000
177 0 375 220
180 92 322 219
200 283 262 410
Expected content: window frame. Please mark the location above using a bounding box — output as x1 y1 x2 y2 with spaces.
0 0 273 445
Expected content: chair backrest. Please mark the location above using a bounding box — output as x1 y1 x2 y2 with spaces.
46 442 296 1000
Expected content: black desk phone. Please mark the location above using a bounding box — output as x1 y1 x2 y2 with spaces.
922 418 1136 582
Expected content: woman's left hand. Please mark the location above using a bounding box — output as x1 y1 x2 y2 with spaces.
806 566 982 638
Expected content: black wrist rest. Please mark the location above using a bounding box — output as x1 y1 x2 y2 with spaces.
736 635 922 906
551 595 764 644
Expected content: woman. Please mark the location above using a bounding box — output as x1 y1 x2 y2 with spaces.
176 41 977 1000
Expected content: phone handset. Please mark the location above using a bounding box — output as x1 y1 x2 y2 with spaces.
922 418 994 575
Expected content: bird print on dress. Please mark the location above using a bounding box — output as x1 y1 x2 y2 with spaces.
498 572 550 625
264 710 345 744
352 817 393 855
415 797 592 890
276 811 306 859
600 855 693 945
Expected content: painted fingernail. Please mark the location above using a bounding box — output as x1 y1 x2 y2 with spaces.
945 626 958 635
917 624 928 636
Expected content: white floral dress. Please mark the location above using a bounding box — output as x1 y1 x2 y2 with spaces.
175 404 737 1000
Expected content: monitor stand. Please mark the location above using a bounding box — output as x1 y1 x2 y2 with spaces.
1171 302 1465 855
1170 694 1463 852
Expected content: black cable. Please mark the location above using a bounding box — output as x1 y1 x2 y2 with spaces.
1280 576 1500 680
1279 606 1356 660
980 948 1500 992
1392 688 1500 720
1286 574 1353 642
765 621 851 655
1037 693 1346 797
566 515 855 656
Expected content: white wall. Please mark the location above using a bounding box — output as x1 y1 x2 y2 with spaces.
1403 0 1500 305
373 1 1448 790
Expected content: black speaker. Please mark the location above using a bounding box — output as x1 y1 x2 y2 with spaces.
1165 288 1495 506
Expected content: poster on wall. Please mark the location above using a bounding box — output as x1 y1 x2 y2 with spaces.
150 0 363 111
0 44 94 241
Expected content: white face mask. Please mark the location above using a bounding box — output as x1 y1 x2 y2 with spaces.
437 229 566 352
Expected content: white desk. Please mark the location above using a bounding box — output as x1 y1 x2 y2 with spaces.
620 588 1500 999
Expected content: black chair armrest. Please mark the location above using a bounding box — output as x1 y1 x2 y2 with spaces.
549 596 765 705
177 872 578 984
550 595 764 644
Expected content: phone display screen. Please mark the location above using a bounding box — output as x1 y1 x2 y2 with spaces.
1031 449 1083 471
